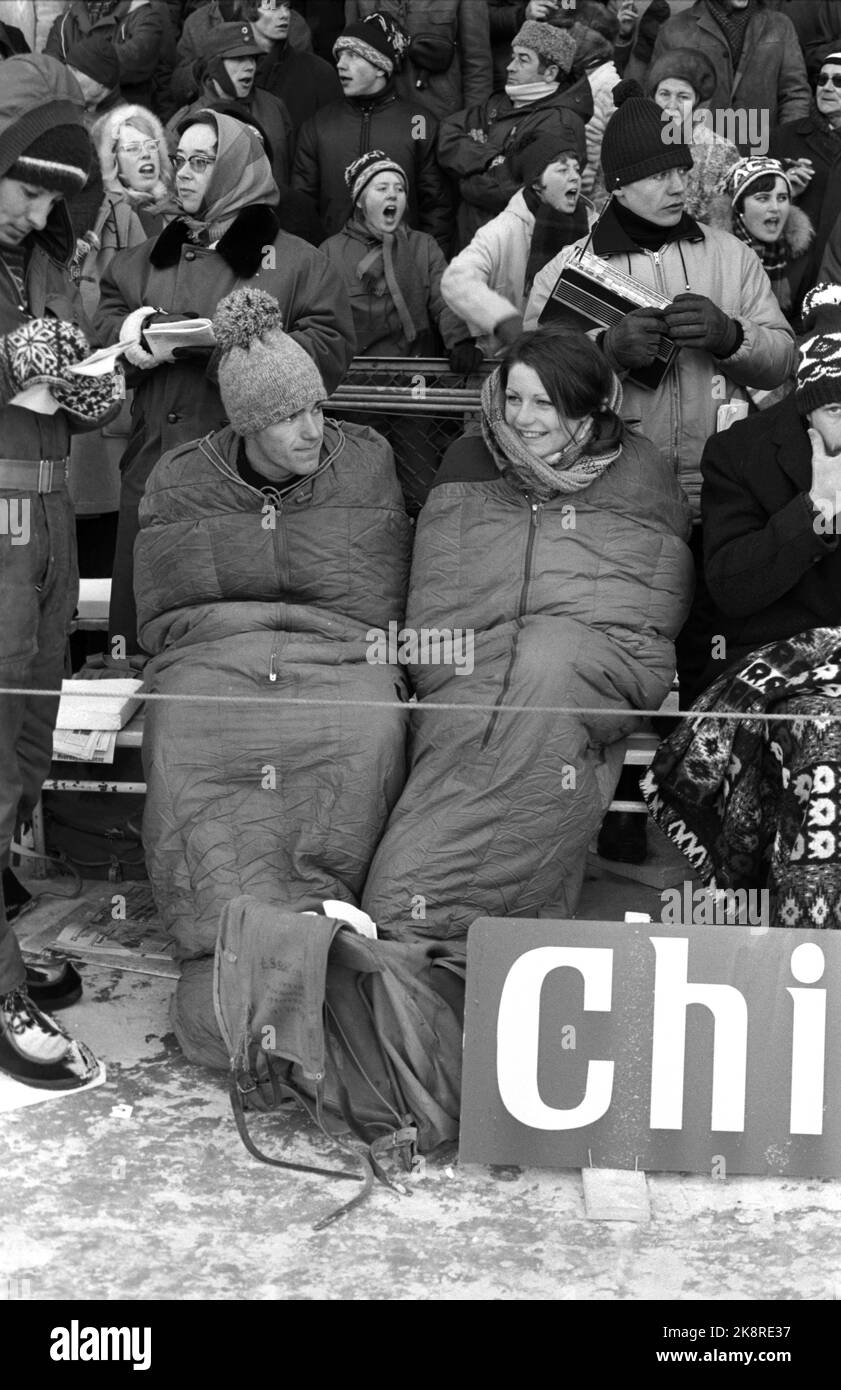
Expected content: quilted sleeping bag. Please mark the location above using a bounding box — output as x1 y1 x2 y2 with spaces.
361 428 695 940
133 418 411 1060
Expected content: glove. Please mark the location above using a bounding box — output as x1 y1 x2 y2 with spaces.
0 317 90 405
661 293 738 356
603 307 668 370
494 314 524 349
448 339 484 374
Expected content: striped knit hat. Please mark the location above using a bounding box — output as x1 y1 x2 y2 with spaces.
344 149 407 206
0 56 91 196
795 283 841 415
725 156 792 208
334 12 410 76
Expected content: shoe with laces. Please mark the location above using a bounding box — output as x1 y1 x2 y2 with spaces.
0 988 99 1089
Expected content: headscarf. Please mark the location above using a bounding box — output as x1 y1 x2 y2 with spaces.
480 367 623 500
175 109 278 244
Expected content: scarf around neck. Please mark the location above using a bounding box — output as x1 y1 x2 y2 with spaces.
504 79 560 108
610 195 698 252
707 0 754 65
480 368 623 501
345 214 428 347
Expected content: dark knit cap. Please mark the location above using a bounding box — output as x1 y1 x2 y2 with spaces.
7 125 91 196
509 130 582 188
67 34 120 90
601 79 693 190
795 284 841 415
334 13 410 76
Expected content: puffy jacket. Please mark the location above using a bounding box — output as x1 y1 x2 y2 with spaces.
135 418 412 958
651 0 812 135
525 205 797 518
582 58 621 197
436 76 593 246
45 0 177 112
320 222 466 355
292 88 451 251
344 0 493 123
361 424 694 940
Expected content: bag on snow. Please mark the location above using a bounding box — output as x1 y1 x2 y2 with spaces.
213 895 465 1228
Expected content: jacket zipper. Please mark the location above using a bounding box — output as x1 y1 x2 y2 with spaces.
646 247 682 474
480 497 542 751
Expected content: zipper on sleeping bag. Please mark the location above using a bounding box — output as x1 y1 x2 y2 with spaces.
480 499 542 751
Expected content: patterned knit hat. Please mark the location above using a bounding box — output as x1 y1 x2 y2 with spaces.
512 21 575 75
344 149 407 206
213 287 325 436
334 12 410 76
724 156 792 207
795 283 841 415
600 79 693 190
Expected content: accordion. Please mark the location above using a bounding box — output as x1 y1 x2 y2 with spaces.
537 249 679 390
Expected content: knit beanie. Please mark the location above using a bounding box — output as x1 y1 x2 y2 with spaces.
512 21 575 75
600 79 693 190
67 34 120 91
795 283 841 415
7 126 92 196
344 149 407 207
645 48 717 106
509 129 582 188
725 155 792 208
334 12 410 76
213 287 325 436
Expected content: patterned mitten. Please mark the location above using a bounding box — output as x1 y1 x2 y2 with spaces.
0 317 90 405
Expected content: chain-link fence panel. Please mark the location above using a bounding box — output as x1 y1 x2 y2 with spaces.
326 357 495 517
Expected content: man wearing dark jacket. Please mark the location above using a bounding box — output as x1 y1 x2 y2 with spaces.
248 0 342 131
292 13 451 251
437 19 591 249
45 0 177 115
0 55 118 1089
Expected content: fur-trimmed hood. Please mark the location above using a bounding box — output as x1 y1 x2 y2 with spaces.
149 203 281 276
92 102 172 207
705 192 814 259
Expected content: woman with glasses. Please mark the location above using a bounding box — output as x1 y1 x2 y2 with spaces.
770 47 841 270
94 108 355 655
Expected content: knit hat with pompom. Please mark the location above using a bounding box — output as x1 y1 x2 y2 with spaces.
600 78 693 190
212 287 326 435
795 283 841 415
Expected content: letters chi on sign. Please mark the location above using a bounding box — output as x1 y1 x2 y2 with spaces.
459 919 841 1177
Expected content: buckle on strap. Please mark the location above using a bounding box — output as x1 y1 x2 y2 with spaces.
38 459 57 491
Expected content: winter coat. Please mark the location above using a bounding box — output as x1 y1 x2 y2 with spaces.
166 84 294 190
769 111 841 266
524 203 798 519
45 0 177 113
344 0 493 124
696 393 841 694
320 220 465 356
361 424 694 941
135 418 412 959
94 202 355 480
255 39 343 134
706 191 816 326
436 76 593 247
292 88 451 251
651 0 812 137
582 58 621 198
168 0 312 115
441 187 595 356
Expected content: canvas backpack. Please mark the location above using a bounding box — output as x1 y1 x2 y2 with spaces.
213 896 466 1228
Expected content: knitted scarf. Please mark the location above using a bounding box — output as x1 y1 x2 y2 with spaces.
480 367 623 500
706 0 755 66
732 212 790 313
344 215 428 348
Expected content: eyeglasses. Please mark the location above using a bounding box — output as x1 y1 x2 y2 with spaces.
172 153 216 174
817 72 841 88
117 140 158 157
